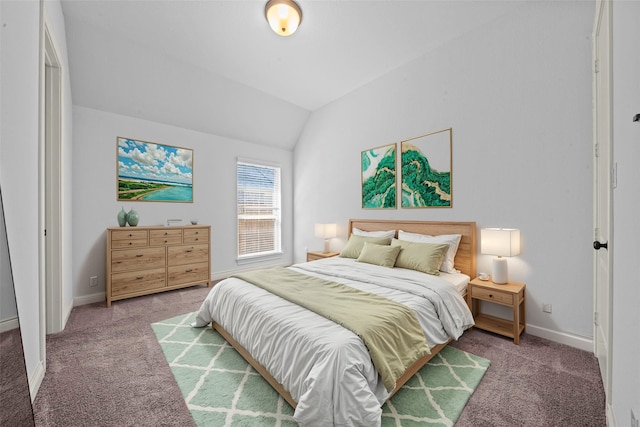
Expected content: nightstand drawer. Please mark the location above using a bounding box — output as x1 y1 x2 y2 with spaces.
471 286 513 305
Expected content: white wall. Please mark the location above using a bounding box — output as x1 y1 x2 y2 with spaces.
611 1 640 424
0 188 18 327
72 106 293 303
1 0 75 395
1 0 43 395
294 1 594 345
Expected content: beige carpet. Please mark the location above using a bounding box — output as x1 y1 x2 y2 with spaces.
33 285 606 426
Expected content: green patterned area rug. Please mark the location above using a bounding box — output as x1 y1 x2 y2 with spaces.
152 312 490 427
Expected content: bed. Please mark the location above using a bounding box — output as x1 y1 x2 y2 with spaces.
193 219 476 426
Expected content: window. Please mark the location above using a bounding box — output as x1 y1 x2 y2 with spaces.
237 160 282 259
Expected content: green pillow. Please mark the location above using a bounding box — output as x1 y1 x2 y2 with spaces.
391 238 450 275
339 235 392 259
357 242 401 268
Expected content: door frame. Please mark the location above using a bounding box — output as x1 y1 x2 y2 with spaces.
40 17 64 339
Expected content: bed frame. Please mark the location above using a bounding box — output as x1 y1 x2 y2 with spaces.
213 219 477 409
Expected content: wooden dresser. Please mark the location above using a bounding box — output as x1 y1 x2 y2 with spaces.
106 225 211 307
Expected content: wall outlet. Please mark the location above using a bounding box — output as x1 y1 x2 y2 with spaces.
89 276 98 287
543 303 552 313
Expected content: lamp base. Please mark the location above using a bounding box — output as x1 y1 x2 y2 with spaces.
492 257 508 284
324 239 330 253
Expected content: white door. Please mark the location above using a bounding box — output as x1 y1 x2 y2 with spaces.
592 0 612 406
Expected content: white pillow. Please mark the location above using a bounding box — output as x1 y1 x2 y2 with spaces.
397 230 462 273
352 227 396 240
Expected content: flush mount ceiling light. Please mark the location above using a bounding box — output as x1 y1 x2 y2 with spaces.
265 0 302 36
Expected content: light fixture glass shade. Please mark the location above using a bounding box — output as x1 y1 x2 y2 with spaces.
314 223 336 252
265 0 302 36
481 228 520 284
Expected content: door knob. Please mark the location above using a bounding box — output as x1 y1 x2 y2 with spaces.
593 241 608 250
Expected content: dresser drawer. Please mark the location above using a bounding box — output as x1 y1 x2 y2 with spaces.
111 238 148 249
111 267 166 296
183 227 209 243
111 229 148 241
150 229 183 246
111 247 166 273
167 243 209 266
106 225 210 306
471 286 514 305
167 262 209 286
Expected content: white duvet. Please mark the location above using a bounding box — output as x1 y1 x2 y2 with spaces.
193 257 474 426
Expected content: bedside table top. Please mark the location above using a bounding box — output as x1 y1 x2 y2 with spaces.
307 251 339 258
469 277 525 294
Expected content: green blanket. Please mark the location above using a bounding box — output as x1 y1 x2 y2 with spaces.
232 267 430 392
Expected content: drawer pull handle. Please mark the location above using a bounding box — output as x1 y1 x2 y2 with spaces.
489 294 493 298
136 254 144 257
186 269 193 273
128 242 133 245
136 276 144 280
186 249 193 253
129 233 133 237
164 232 168 235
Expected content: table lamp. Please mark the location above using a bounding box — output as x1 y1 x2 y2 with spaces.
314 223 336 253
481 228 520 284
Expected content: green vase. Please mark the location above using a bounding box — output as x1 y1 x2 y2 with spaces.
117 208 127 227
126 209 139 226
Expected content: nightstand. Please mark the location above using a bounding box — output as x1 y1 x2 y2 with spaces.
467 277 526 344
306 251 339 262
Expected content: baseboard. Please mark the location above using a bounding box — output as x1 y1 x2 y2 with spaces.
74 291 105 306
606 402 616 427
63 299 73 326
526 324 593 352
29 358 45 403
0 317 19 333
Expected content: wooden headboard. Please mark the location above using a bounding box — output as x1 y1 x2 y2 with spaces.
348 219 477 279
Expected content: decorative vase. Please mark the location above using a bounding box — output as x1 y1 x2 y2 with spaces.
126 209 139 226
117 207 128 227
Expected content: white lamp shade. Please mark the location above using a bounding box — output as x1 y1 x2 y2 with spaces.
265 0 302 36
314 223 337 239
315 223 336 253
481 228 521 257
481 228 520 284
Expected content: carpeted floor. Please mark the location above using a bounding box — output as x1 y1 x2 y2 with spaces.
33 285 606 426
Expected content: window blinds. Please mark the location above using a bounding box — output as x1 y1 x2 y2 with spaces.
237 161 282 258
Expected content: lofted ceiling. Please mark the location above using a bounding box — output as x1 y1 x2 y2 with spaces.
60 0 523 149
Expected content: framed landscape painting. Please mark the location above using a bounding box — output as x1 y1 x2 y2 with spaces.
117 137 193 202
361 143 397 209
401 128 452 208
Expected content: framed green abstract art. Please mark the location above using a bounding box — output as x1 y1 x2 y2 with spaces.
361 143 397 209
401 128 452 208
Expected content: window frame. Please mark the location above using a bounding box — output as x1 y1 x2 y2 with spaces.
236 158 282 263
